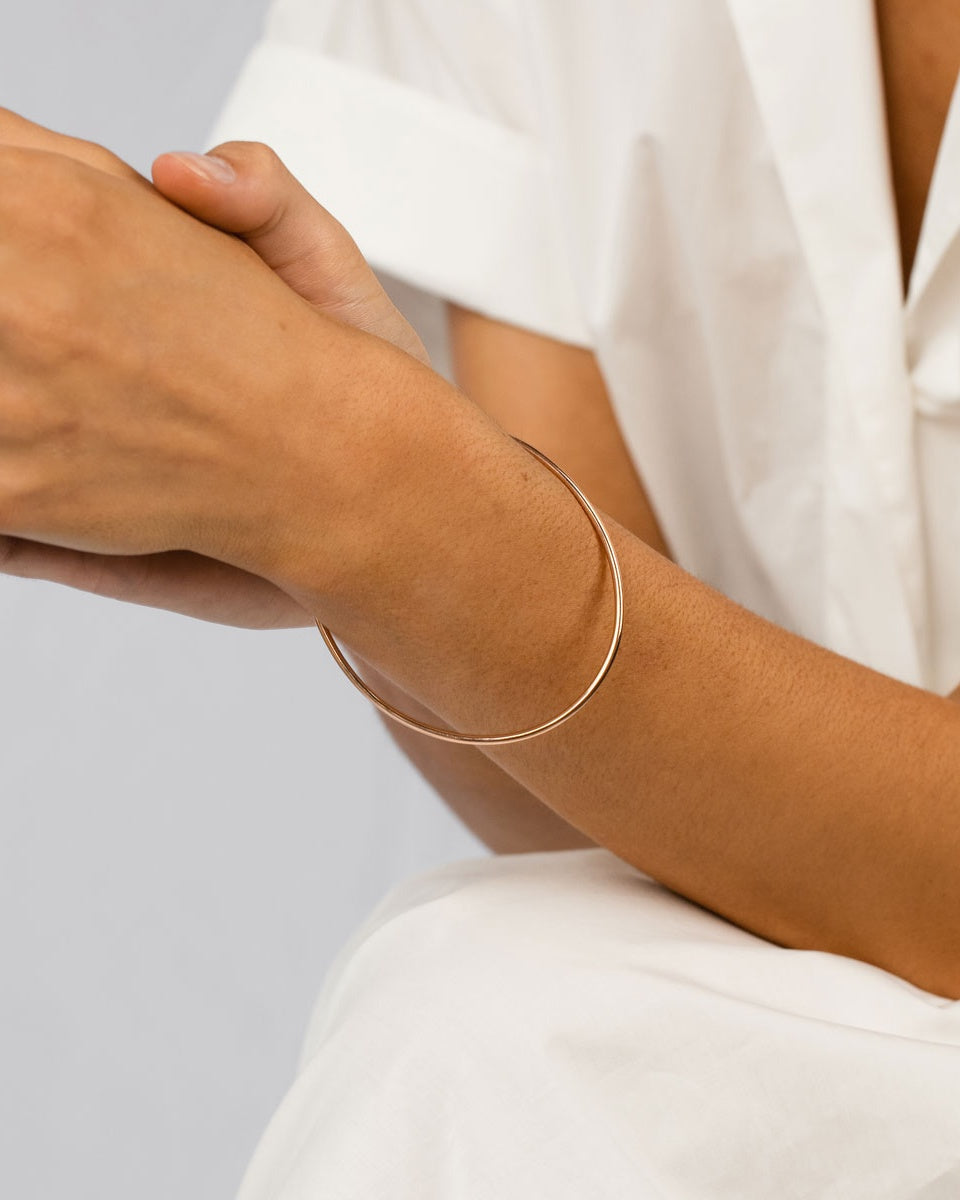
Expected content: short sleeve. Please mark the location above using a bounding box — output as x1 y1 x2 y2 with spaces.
205 0 591 361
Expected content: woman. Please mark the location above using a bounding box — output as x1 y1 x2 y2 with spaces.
2 0 960 1194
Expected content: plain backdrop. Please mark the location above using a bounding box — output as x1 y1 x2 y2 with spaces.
0 2 485 1197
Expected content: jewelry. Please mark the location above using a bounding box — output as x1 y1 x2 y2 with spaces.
315 437 623 746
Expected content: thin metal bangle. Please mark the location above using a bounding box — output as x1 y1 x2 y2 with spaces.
315 436 624 746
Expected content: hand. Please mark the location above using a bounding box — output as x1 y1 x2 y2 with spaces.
0 112 426 627
0 132 342 569
152 142 430 368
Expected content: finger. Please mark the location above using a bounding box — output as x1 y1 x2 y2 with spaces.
151 141 429 363
0 535 133 599
152 141 381 299
0 537 310 628
0 105 145 184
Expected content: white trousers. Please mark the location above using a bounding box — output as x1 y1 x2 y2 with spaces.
236 848 960 1199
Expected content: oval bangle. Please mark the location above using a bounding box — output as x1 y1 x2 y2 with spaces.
315 436 624 746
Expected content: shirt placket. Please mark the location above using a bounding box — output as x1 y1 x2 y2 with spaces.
727 0 929 684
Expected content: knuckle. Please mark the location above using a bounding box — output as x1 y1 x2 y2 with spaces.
0 145 97 235
0 143 41 200
77 137 118 168
71 137 141 184
0 378 77 452
0 276 85 368
49 168 101 237
217 139 283 176
0 464 34 528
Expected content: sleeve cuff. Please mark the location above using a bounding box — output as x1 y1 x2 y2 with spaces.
206 40 591 348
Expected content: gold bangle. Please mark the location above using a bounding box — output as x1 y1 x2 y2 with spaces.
315 437 624 746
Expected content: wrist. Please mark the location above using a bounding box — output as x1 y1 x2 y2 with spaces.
270 347 617 738
214 319 445 593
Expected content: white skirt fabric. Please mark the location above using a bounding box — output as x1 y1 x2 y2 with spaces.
236 848 960 1199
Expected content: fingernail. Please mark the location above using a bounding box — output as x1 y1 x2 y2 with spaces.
169 151 236 183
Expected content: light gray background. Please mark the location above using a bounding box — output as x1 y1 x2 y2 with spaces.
0 3 484 1197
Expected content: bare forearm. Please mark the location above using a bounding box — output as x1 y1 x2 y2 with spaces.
349 652 596 853
360 636 960 861
269 339 960 998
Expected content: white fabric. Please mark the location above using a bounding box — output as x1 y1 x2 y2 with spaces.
206 2 960 1196
208 0 960 695
240 850 960 1198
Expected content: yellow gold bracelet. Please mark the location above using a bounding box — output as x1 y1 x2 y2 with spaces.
315 437 624 746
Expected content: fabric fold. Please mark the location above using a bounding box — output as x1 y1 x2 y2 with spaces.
206 40 591 348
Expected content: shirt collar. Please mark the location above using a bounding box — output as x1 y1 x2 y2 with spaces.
727 0 932 685
727 0 960 318
726 0 904 323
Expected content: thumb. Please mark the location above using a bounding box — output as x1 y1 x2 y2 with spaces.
151 141 429 363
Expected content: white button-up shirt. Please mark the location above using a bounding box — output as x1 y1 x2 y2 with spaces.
210 0 960 694
208 9 960 1197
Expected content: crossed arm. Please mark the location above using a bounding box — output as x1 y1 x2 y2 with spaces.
1 113 958 999
349 304 668 856
375 307 960 862
325 308 960 1001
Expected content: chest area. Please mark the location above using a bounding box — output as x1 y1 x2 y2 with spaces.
874 0 960 289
